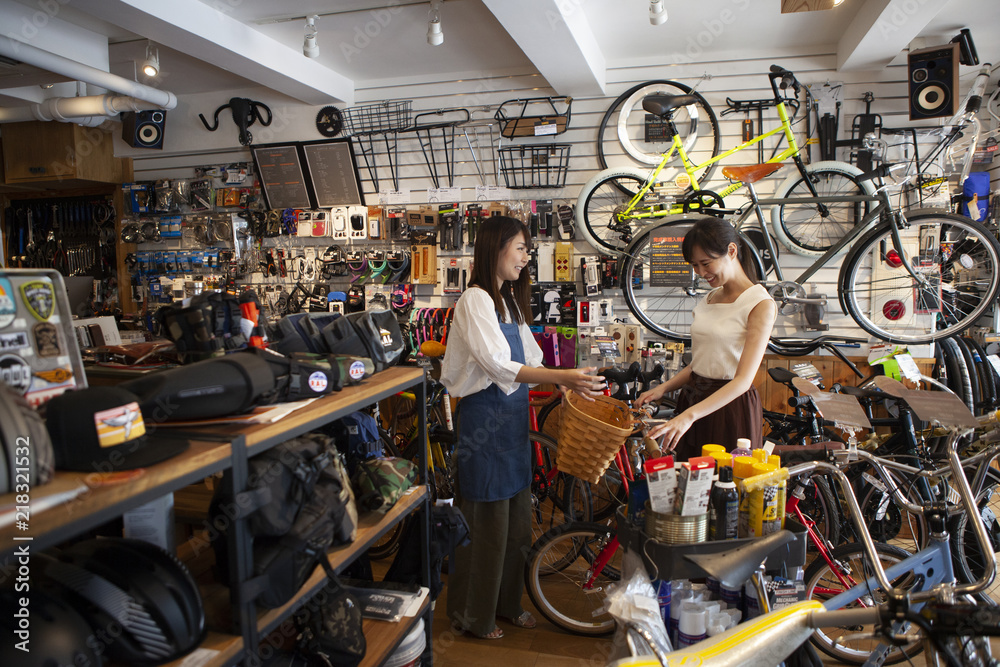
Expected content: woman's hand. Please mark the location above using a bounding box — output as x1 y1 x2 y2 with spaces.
558 367 605 400
647 411 696 453
636 383 667 408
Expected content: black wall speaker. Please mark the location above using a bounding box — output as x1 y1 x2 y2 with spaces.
121 110 166 149
908 43 959 121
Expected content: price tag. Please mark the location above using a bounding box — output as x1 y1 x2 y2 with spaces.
378 189 411 205
426 186 462 202
894 353 922 381
868 343 904 365
474 185 512 201
534 122 558 136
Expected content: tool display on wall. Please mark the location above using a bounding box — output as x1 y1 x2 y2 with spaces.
198 97 274 146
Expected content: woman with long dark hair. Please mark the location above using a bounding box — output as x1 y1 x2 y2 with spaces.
637 216 776 460
440 216 603 640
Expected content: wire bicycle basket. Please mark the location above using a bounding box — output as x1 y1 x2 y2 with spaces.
341 100 413 135
498 144 571 189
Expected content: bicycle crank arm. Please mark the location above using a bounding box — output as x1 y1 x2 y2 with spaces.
780 296 828 306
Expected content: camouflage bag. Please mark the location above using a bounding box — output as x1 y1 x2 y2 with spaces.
352 457 418 513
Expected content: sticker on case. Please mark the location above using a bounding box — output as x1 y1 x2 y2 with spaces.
20 280 55 321
0 279 16 328
32 322 61 357
34 367 73 385
0 353 32 394
0 331 30 353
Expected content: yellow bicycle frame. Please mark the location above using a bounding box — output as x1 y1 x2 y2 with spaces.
617 100 802 222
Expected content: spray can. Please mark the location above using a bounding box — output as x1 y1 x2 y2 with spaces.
733 456 756 538
708 465 739 540
747 462 780 537
670 582 692 645
677 601 708 648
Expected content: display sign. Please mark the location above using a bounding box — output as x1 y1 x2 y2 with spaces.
302 139 365 207
251 144 312 210
649 230 693 287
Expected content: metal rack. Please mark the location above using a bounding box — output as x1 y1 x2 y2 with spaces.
342 101 414 192
498 144 572 189
400 108 470 189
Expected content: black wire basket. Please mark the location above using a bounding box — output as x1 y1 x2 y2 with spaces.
498 144 571 189
341 100 413 135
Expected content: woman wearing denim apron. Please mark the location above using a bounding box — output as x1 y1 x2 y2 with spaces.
441 216 605 639
637 216 776 461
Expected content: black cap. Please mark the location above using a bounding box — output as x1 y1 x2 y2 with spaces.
719 465 734 483
45 386 188 472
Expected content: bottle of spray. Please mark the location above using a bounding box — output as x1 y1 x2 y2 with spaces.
708 465 739 540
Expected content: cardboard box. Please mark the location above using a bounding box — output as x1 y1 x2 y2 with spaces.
675 456 715 516
643 455 676 514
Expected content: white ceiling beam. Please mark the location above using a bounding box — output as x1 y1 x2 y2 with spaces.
68 0 354 105
837 0 945 71
481 0 605 96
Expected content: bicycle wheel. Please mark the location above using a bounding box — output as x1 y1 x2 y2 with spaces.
938 336 974 411
769 161 874 257
524 521 621 635
576 168 655 253
804 541 919 664
798 475 842 551
620 219 766 341
953 336 981 414
950 469 1000 605
839 213 1000 344
597 80 721 186
856 466 927 552
530 431 593 544
966 337 997 413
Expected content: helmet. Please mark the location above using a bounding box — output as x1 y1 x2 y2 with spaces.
40 538 206 665
0 382 54 493
0 584 103 667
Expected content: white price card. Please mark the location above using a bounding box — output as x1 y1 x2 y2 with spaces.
378 190 411 205
426 187 462 202
534 122 558 136
474 184 512 201
894 353 922 381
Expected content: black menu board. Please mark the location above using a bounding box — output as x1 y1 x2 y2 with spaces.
302 139 365 207
251 144 312 209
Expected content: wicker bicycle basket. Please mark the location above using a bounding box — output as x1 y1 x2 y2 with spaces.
557 391 635 484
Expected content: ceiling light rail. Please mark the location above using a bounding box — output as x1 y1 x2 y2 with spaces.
254 0 447 25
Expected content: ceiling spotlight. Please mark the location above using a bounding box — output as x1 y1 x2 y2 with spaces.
303 15 319 58
427 0 444 46
141 42 159 77
649 0 667 25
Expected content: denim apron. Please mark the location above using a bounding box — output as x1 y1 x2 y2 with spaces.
454 315 530 502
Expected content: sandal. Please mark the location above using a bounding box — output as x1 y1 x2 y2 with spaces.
474 626 504 640
499 611 537 629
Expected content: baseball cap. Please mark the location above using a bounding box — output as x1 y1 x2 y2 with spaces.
45 386 188 472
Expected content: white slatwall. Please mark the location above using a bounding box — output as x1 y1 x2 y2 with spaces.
128 48 997 354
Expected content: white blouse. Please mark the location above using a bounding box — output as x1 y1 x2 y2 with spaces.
689 283 774 381
440 287 543 397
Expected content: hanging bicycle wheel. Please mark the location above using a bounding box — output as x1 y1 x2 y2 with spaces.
524 521 621 635
839 213 1000 344
597 80 721 187
950 469 1000 605
620 219 765 341
803 542 919 664
769 161 875 257
577 169 653 253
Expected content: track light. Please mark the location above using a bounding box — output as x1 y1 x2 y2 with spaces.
141 42 159 77
649 0 667 25
303 15 319 58
427 0 444 46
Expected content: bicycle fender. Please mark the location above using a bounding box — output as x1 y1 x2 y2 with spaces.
655 600 823 667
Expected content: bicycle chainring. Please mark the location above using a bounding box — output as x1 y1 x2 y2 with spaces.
768 281 806 316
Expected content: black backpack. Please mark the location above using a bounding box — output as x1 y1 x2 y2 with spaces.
384 504 470 600
210 433 358 609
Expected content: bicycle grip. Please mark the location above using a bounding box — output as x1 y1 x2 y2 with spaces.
965 95 982 114
770 64 790 75
857 163 897 182
788 395 813 409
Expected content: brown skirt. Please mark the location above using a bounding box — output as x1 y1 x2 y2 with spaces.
671 372 763 461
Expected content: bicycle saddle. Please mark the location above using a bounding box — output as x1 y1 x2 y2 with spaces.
684 529 794 589
722 163 784 184
641 94 700 116
767 367 798 385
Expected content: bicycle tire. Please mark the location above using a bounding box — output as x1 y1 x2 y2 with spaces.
838 212 1000 344
367 518 406 560
965 337 997 413
524 521 621 636
620 219 766 341
576 168 654 253
769 161 875 257
949 468 1000 605
856 465 928 553
953 336 981 415
800 475 842 551
803 541 920 664
530 431 593 544
939 337 975 412
597 80 721 186
536 399 561 439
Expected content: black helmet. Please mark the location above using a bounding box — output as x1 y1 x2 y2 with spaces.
40 538 206 666
0 584 103 667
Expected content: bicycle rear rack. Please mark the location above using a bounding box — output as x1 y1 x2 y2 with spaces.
399 108 470 189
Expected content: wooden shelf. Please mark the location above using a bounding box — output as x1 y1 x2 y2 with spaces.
0 434 234 556
159 631 244 667
360 598 430 667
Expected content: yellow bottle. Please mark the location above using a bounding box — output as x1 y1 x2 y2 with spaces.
710 452 734 469
733 456 757 538
747 462 781 537
702 444 726 457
